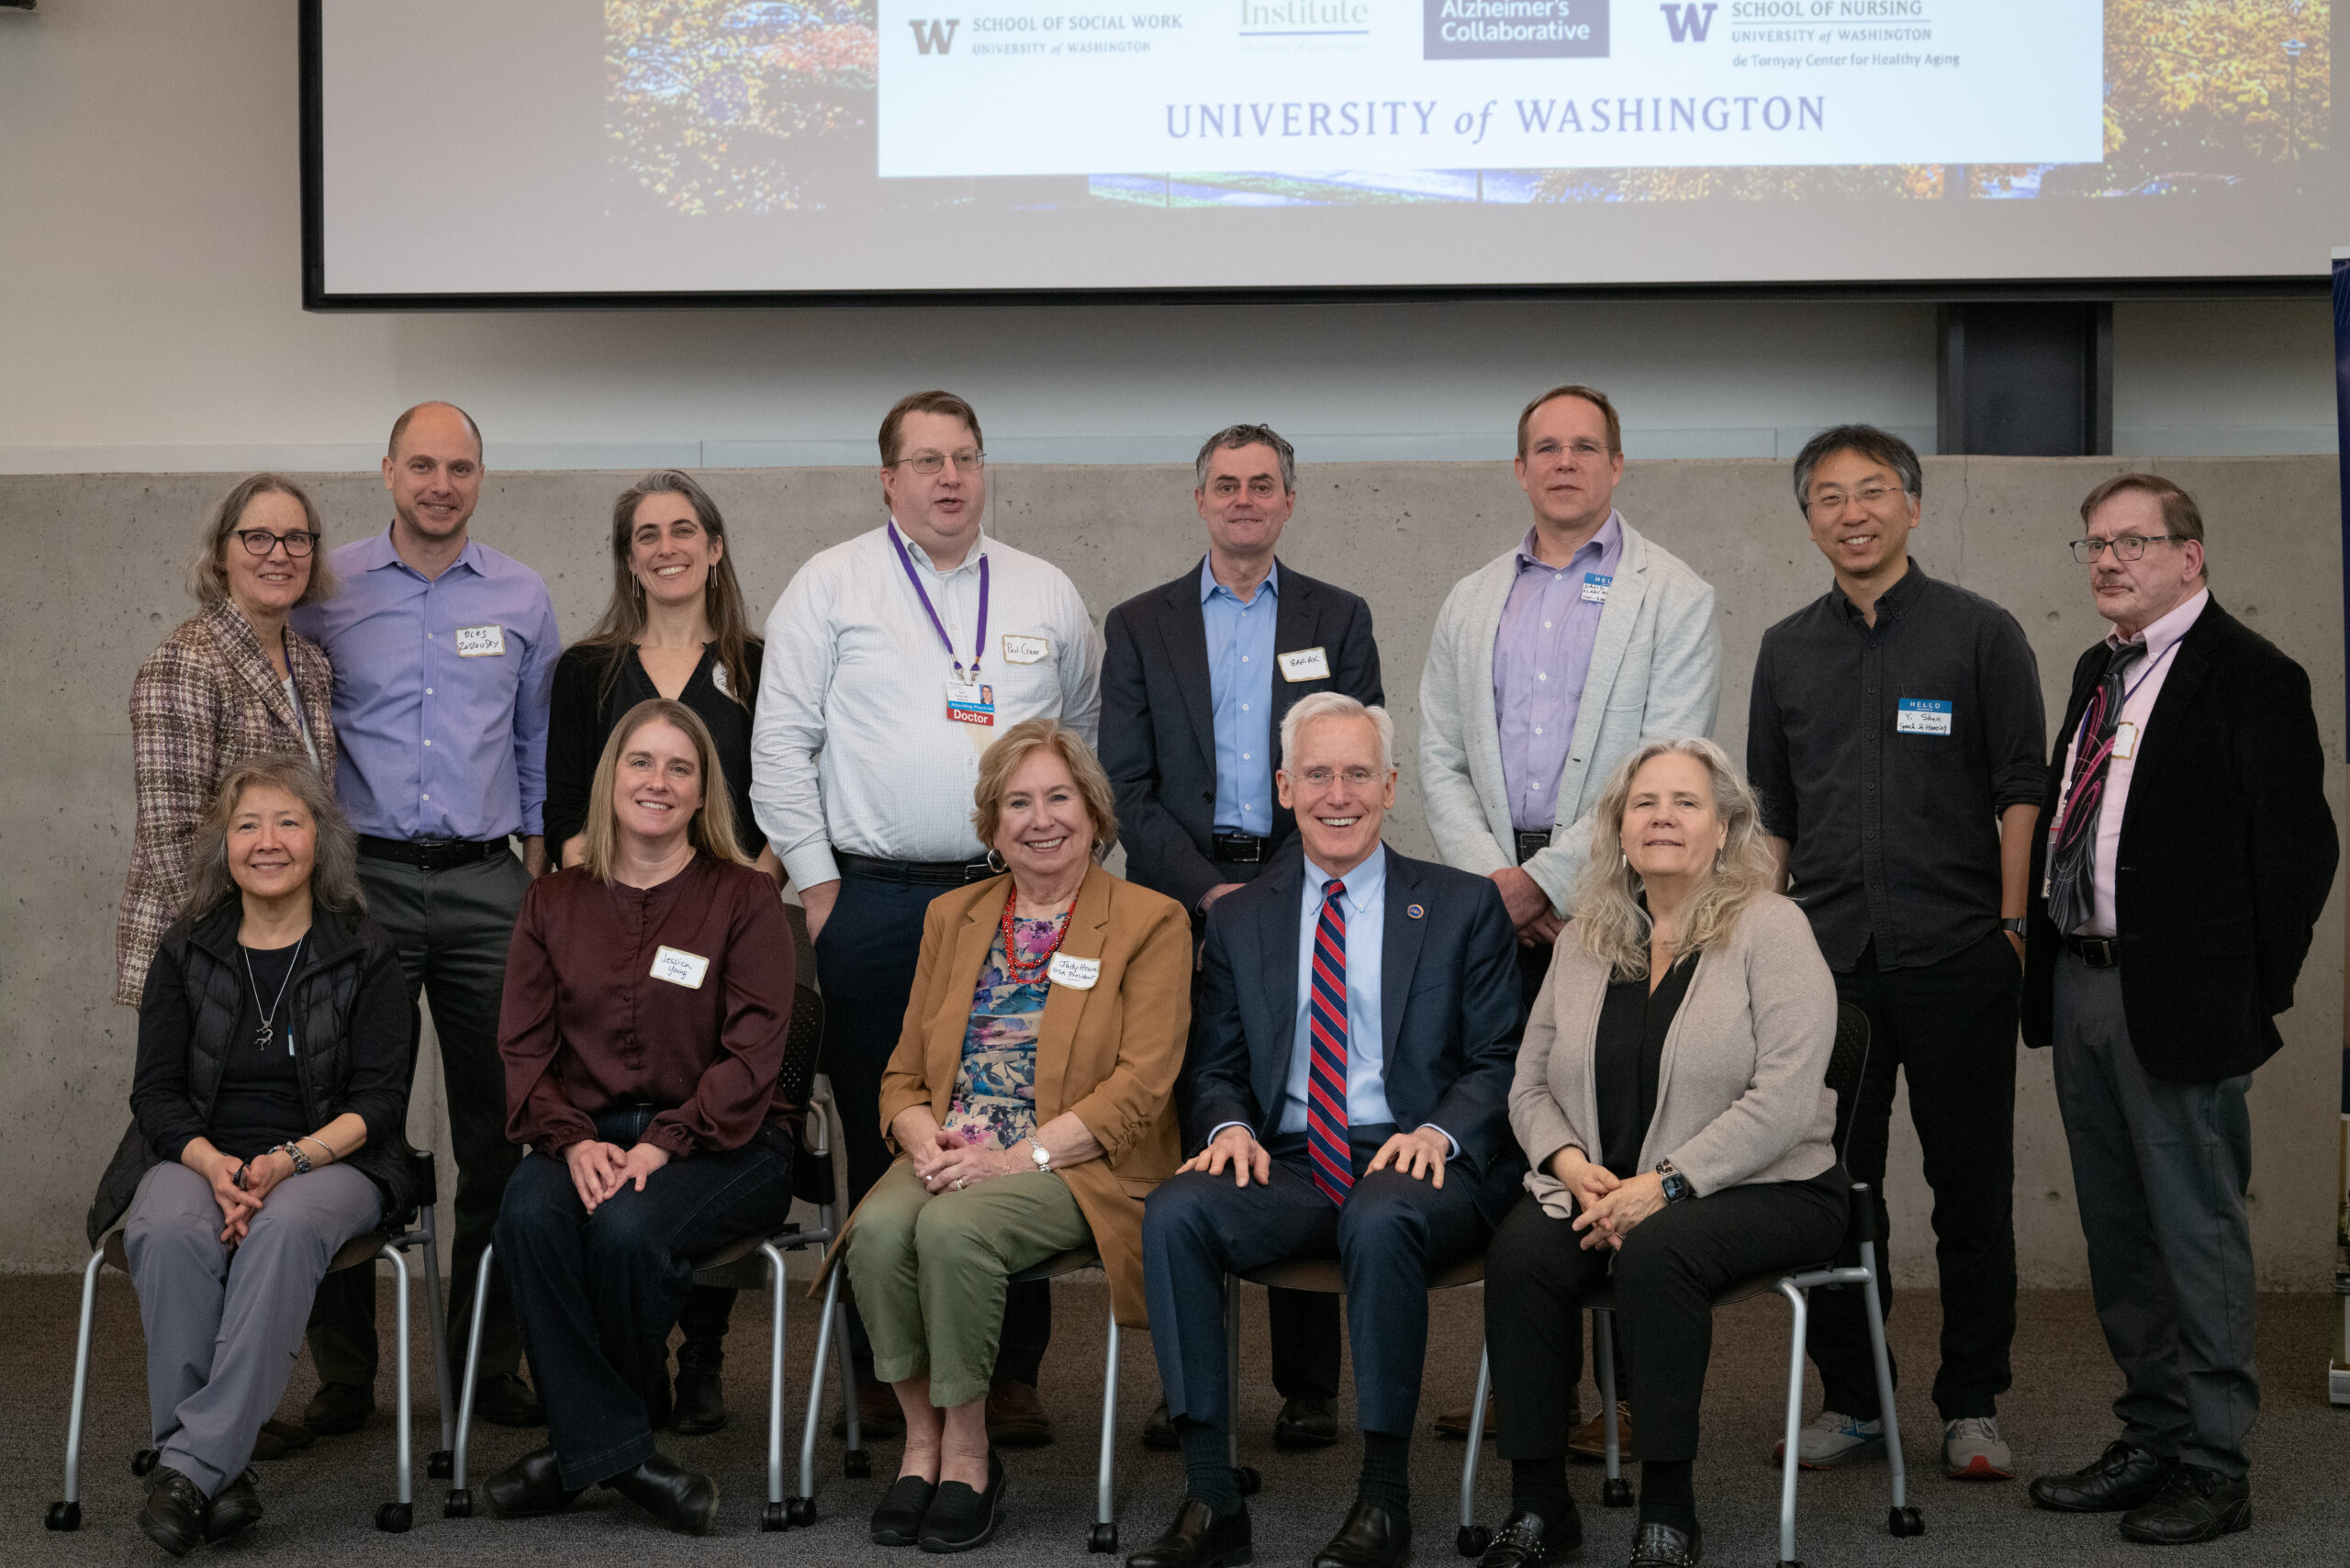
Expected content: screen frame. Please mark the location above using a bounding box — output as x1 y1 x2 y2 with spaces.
297 0 2333 313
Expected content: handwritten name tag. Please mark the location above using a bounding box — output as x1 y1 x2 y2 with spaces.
650 946 710 989
1277 646 1331 683
454 624 507 657
1047 952 1100 990
1896 698 1953 736
1580 573 1613 603
1002 633 1049 665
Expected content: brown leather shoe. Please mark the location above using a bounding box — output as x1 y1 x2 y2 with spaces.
1568 1402 1629 1462
1432 1393 1499 1441
987 1378 1054 1448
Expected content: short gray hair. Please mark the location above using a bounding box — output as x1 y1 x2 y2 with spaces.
1280 692 1394 775
1193 423 1296 493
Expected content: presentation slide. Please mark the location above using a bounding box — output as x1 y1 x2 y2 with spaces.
310 0 2340 297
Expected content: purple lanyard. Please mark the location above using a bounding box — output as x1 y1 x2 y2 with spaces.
888 522 989 679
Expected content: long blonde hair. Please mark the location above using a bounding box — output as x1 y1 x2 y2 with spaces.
1572 738 1774 981
579 700 753 882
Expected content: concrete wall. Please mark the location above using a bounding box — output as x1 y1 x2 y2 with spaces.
6 454 2342 1290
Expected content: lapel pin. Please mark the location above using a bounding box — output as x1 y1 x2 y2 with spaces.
1406 903 1426 920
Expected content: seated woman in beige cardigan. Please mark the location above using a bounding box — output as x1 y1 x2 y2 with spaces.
1478 738 1845 1568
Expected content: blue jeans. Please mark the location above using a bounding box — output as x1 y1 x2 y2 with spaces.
496 1110 794 1488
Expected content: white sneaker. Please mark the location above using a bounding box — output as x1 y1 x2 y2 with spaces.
1774 1410 1886 1469
1943 1416 2015 1480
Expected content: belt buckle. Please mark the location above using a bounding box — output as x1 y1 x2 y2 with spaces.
1220 834 1262 865
2079 936 2118 968
1516 831 1551 866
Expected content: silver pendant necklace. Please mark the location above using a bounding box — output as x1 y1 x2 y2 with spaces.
243 935 305 1055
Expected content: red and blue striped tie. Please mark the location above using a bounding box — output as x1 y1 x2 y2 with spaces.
1306 878 1353 1205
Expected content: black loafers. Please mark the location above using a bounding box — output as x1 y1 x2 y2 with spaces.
873 1474 939 1546
1127 1495 1254 1568
474 1371 548 1428
1313 1500 1411 1568
301 1380 375 1436
205 1467 263 1543
2118 1465 2251 1545
483 1445 585 1518
1478 1507 1581 1568
671 1363 728 1436
137 1466 209 1558
605 1452 722 1535
1628 1519 1702 1567
2030 1439 2177 1514
1274 1394 1341 1450
919 1449 1006 1552
1143 1398 1181 1452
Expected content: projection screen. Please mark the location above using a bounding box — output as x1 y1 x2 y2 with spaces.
304 0 2340 300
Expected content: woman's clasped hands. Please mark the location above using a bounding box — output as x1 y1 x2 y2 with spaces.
915 1125 1024 1193
562 1137 672 1213
1554 1146 1669 1251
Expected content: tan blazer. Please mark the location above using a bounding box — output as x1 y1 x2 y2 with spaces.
826 861 1191 1327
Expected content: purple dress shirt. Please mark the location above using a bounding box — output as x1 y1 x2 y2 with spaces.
291 527 560 842
1494 514 1623 833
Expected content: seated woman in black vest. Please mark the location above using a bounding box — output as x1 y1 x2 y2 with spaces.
483 699 801 1535
91 756 416 1557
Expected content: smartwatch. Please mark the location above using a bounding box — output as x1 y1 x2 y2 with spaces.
1653 1159 1694 1204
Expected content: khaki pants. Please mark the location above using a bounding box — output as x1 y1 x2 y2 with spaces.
844 1160 1091 1408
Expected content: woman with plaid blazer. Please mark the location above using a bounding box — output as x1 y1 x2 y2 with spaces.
116 476 341 1006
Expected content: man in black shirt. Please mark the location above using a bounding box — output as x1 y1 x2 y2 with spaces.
1747 425 2047 1483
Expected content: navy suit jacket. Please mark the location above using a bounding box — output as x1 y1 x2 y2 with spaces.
1188 845 1527 1225
1101 558 1382 913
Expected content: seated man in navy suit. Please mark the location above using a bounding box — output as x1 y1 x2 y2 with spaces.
1129 692 1525 1568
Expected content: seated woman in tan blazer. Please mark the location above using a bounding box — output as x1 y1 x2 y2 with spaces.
834 718 1190 1553
1478 738 1845 1568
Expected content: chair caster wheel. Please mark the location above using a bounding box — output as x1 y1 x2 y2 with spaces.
428 1449 453 1480
762 1502 789 1532
1457 1524 1493 1557
376 1502 413 1533
787 1496 818 1527
1887 1506 1924 1538
845 1447 872 1479
1233 1465 1261 1496
45 1501 82 1531
1602 1478 1634 1508
1090 1523 1120 1552
131 1449 160 1478
443 1488 474 1518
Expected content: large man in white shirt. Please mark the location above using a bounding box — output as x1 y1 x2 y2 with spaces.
752 390 1103 1444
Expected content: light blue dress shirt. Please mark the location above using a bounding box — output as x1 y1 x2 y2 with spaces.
1200 556 1279 834
1280 846 1391 1135
290 528 560 841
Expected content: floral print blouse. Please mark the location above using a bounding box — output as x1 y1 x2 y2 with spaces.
943 912 1070 1150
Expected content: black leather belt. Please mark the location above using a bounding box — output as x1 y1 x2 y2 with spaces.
1211 831 1270 865
1516 830 1553 866
2065 935 2121 969
357 834 509 872
835 850 998 887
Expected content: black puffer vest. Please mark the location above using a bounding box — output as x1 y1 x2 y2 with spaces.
87 901 421 1246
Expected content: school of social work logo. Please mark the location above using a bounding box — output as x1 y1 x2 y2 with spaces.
1659 2 1715 40
1425 0 1607 60
909 17 960 51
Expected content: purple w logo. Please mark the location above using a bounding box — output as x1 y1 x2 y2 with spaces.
908 17 961 52
1660 2 1717 41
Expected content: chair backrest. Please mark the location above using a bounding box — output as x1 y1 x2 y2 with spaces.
775 982 836 1206
1825 1002 1872 1166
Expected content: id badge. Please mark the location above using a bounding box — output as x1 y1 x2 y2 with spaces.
650 946 710 989
1896 698 1953 736
454 624 507 657
2112 720 2139 760
946 679 997 726
1277 646 1331 683
1047 952 1100 990
1580 573 1612 603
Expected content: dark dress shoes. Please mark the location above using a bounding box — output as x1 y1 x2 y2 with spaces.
1126 1495 1253 1568
205 1467 263 1542
251 1417 313 1461
987 1379 1055 1447
1313 1500 1412 1568
137 1466 209 1558
474 1371 548 1427
1628 1519 1702 1567
1477 1507 1581 1568
1274 1394 1341 1450
1143 1398 1181 1451
2118 1465 2251 1545
671 1363 728 1436
483 1446 585 1518
2029 1439 2177 1514
836 1379 909 1440
605 1452 722 1535
919 1449 1006 1552
301 1380 375 1436
873 1474 939 1546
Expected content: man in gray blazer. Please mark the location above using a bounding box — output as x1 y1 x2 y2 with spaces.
1416 383 1720 1448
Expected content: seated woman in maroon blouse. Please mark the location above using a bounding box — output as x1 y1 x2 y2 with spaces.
482 698 801 1536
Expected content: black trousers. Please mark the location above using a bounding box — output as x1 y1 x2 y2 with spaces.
1485 1175 1848 1462
813 869 1048 1387
1808 930 2020 1422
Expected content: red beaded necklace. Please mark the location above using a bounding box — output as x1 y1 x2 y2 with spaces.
998 897 1072 980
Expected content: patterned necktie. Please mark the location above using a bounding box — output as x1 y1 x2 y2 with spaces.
1305 878 1354 1205
2047 640 2148 935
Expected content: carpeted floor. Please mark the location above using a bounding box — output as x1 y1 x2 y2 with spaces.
4 1270 2343 1565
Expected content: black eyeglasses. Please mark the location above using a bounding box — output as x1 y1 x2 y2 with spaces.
233 529 319 558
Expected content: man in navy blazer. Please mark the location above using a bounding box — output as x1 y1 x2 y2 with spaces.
1101 423 1384 1450
1129 694 1524 1568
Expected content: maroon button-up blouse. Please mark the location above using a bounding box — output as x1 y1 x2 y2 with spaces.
499 854 800 1159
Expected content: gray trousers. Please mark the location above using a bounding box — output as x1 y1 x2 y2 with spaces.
125 1160 381 1495
2051 951 2259 1476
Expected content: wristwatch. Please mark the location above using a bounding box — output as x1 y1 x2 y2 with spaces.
1653 1159 1694 1204
1998 917 2028 936
1027 1139 1051 1173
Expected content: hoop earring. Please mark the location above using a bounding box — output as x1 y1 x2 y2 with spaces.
985 848 1007 874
